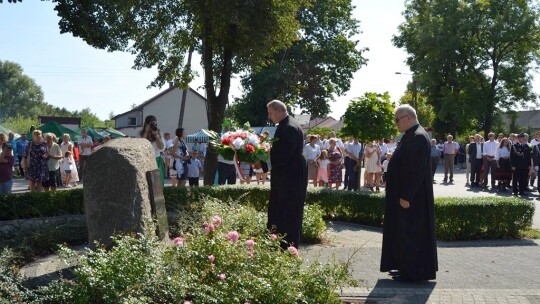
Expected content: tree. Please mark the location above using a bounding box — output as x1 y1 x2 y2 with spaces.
399 87 435 130
2 115 38 134
52 0 308 185
394 0 540 137
306 126 335 138
230 0 366 126
341 92 396 143
0 60 44 122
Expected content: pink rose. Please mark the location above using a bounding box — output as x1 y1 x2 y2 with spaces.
287 246 299 257
208 255 215 262
245 240 256 248
203 223 215 234
212 215 222 227
218 273 226 280
226 231 239 243
270 234 278 240
173 237 184 246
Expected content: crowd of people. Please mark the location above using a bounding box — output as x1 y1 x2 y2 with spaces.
299 132 396 192
3 114 540 199
430 131 540 195
0 128 110 193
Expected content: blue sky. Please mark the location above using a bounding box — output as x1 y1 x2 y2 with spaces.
1 0 424 120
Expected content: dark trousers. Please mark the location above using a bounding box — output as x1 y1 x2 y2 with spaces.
218 162 236 185
79 155 89 181
188 177 199 187
56 168 63 187
344 157 352 189
347 161 359 191
513 167 529 193
482 158 497 187
17 155 25 177
470 159 482 185
431 156 439 178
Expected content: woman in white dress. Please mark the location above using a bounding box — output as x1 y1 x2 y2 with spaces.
364 141 382 191
60 134 79 187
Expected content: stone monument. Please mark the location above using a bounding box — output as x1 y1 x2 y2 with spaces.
84 138 169 248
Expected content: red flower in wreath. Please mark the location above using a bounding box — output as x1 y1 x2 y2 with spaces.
244 144 255 153
221 138 232 145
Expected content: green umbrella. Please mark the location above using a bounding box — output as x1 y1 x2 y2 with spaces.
28 121 80 142
76 126 104 141
102 127 127 138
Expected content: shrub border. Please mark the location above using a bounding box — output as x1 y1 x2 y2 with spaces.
0 186 535 240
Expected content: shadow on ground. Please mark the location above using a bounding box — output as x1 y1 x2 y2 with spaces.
364 279 436 304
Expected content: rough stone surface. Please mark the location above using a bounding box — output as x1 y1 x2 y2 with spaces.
84 138 168 248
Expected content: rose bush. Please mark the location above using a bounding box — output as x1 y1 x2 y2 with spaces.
39 213 354 303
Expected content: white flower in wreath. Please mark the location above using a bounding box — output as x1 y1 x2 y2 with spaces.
221 132 232 140
247 134 260 145
232 137 245 149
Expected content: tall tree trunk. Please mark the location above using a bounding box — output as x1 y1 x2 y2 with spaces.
202 23 236 185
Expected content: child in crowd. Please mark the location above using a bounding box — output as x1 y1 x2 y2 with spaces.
186 150 203 188
63 151 74 188
316 149 330 187
382 153 392 186
253 161 266 185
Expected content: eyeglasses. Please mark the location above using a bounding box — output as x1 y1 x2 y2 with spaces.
395 115 408 123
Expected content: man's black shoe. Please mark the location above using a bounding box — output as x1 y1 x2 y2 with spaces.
388 270 400 277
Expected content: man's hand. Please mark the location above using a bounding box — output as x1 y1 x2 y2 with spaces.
399 198 410 209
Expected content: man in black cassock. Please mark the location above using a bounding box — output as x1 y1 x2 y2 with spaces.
267 100 308 249
380 105 438 281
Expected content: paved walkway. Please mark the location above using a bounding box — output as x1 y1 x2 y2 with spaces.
304 222 540 303
11 165 540 229
20 222 540 303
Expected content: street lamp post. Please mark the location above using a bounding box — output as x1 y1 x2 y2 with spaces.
395 72 417 109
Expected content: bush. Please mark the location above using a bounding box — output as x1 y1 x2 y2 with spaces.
0 186 535 240
434 197 535 240
0 249 36 304
0 218 88 268
39 214 355 304
169 199 327 244
0 190 84 220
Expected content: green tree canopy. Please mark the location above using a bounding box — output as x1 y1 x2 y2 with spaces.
341 92 396 143
306 126 335 139
52 0 309 184
394 0 540 137
229 0 366 126
0 60 44 121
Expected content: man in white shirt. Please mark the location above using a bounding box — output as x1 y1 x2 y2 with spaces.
469 134 484 187
531 131 540 146
482 132 498 189
303 135 321 187
443 135 457 183
78 128 94 182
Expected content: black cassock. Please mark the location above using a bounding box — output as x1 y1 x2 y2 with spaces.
268 115 308 248
380 124 438 281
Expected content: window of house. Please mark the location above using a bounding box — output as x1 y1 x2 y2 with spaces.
128 117 137 126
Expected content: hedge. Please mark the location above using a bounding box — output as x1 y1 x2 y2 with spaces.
0 185 535 240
